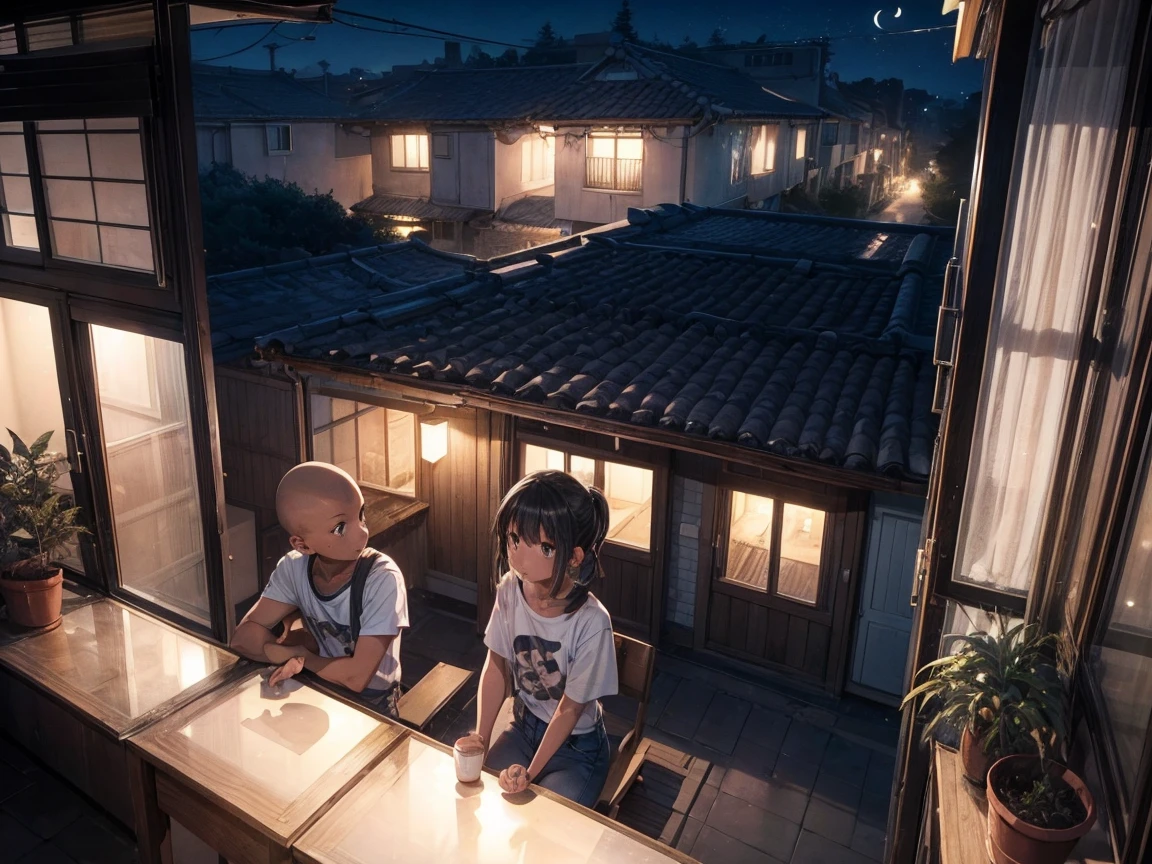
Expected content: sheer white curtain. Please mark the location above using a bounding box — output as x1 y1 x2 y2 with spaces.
956 0 1139 595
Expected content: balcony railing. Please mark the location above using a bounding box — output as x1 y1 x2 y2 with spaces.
585 156 642 192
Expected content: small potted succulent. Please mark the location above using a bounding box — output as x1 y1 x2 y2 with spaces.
901 617 1065 787
0 430 86 629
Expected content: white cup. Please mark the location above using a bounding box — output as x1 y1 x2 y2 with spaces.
454 743 485 784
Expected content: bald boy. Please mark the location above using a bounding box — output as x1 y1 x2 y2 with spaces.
231 462 408 714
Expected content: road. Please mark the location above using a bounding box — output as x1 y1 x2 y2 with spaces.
875 181 927 224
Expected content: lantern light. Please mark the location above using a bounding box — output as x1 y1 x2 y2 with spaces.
420 419 448 463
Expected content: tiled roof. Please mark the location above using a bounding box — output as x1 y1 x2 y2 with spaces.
357 44 823 126
358 65 590 123
255 206 951 480
624 206 924 265
352 194 482 222
192 64 354 121
207 241 473 361
496 195 567 230
820 84 874 123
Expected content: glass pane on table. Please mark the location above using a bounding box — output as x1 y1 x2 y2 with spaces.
296 735 686 864
0 598 236 734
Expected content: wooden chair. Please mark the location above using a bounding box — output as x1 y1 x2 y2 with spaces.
596 633 656 815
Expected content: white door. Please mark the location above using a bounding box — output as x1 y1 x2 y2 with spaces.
849 495 924 701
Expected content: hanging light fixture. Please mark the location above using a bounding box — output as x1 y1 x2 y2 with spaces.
420 419 449 463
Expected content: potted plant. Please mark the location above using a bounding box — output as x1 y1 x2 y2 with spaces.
0 430 86 629
986 748 1095 864
901 617 1066 787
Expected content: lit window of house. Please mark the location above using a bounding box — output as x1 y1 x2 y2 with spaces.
795 126 808 160
0 122 39 252
311 395 417 497
521 130 554 184
37 118 154 274
390 133 429 171
265 124 292 155
751 125 779 175
585 132 643 192
523 444 654 550
722 490 826 606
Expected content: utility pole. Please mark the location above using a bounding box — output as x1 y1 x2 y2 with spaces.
264 42 282 71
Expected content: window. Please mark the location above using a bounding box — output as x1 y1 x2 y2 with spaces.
750 125 778 175
432 133 451 159
521 132 554 184
7 9 153 53
585 132 642 192
390 134 429 171
265 124 292 155
722 490 826 606
847 124 860 146
311 395 416 497
1091 454 1152 811
91 325 208 625
795 126 808 160
522 443 653 550
0 122 39 252
821 122 839 146
744 51 793 68
37 118 154 274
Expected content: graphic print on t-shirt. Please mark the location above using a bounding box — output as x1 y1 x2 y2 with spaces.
307 618 354 655
512 635 567 702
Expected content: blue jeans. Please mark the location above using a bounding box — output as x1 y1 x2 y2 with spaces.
485 698 610 808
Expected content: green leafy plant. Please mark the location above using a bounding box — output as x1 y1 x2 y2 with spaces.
901 616 1066 764
0 430 86 580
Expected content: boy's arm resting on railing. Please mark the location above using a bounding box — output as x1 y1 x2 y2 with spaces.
230 596 298 662
265 635 391 693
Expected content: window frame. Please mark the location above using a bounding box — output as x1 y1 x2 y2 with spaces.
713 476 834 618
795 126 808 161
390 132 429 172
265 123 292 156
308 391 419 499
750 124 778 176
584 130 643 193
431 133 451 159
516 432 657 556
820 121 839 147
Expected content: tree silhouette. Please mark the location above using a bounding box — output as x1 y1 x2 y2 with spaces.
535 21 561 48
198 164 388 275
707 28 727 47
612 0 639 42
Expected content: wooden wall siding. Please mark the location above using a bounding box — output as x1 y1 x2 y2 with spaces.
599 553 653 639
417 405 498 590
706 591 835 683
476 412 510 628
216 367 303 590
215 368 302 512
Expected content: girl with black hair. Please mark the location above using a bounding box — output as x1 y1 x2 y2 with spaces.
454 470 618 807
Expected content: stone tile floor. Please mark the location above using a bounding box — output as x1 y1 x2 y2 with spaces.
0 591 901 864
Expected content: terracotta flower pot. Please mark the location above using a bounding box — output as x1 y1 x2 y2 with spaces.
986 755 1095 864
0 568 64 629
961 723 994 787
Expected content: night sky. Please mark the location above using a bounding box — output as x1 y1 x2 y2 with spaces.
192 0 983 99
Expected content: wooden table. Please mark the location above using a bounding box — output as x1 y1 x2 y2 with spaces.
292 734 698 864
127 670 406 864
0 598 243 826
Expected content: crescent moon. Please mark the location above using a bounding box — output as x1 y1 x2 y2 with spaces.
873 9 883 28
895 7 903 16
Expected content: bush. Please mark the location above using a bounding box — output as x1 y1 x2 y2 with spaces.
198 164 392 275
818 183 869 219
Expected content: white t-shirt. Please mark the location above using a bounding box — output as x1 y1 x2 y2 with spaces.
262 550 408 691
484 573 618 735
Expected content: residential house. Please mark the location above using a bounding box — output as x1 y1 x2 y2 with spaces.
207 205 953 705
351 43 824 254
192 63 373 210
704 40 896 199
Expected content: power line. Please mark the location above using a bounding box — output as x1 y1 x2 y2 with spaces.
333 9 526 50
192 22 278 62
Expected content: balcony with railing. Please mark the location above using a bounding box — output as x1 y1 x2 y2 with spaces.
585 156 642 192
